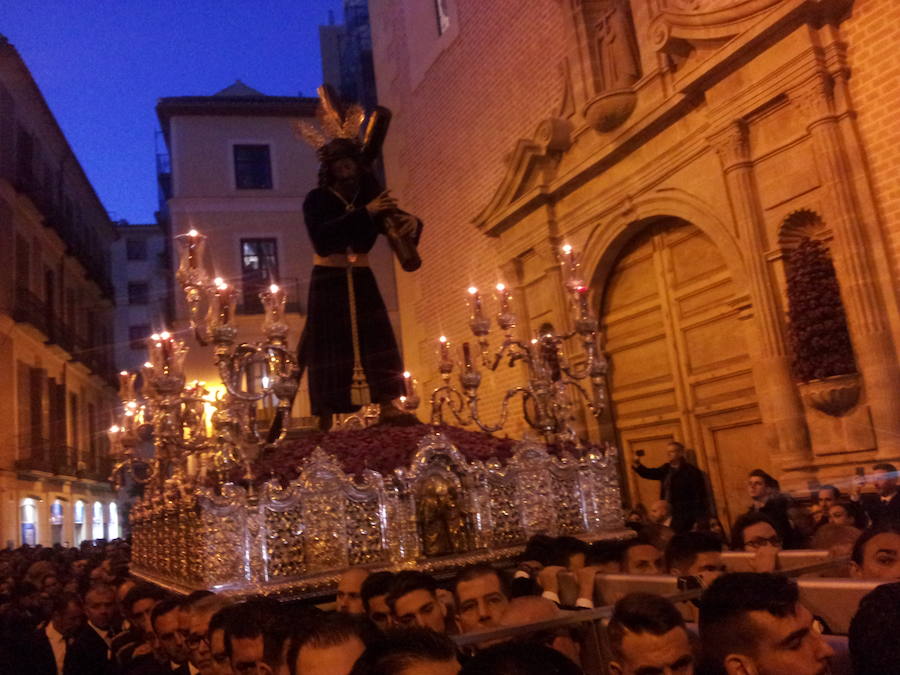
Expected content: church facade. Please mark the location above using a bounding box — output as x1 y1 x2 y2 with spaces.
369 0 900 523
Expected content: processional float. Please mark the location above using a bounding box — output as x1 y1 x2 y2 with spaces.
113 96 627 598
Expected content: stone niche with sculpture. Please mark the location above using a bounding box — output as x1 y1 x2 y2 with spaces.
128 429 626 597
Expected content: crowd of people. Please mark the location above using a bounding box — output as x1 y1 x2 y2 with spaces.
1 454 899 674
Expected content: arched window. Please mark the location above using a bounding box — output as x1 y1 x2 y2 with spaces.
92 501 104 541
74 500 85 545
20 498 38 546
50 499 64 546
108 503 119 541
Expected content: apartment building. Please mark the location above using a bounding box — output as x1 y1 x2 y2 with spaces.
0 37 119 547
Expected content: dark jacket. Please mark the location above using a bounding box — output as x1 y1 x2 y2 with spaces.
633 461 710 533
22 627 61 675
859 492 900 528
63 624 114 675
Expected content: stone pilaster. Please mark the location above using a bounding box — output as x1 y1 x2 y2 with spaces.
710 121 813 469
792 73 900 458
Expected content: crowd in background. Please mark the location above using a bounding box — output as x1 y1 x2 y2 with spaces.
1 450 899 674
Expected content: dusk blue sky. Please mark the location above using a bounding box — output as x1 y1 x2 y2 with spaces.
3 1 343 223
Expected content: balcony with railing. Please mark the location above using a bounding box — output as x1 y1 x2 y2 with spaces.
12 286 49 336
15 440 78 477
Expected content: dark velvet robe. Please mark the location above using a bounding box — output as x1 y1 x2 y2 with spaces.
298 174 418 415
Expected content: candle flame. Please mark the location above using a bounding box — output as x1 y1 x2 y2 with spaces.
143 362 153 369
124 410 133 417
188 228 199 237
467 286 478 295
439 335 447 343
562 244 573 254
213 276 226 288
531 338 538 344
160 331 171 340
403 371 411 378
269 283 280 293
496 283 505 292
119 370 128 376
399 395 407 403
109 425 120 433
150 333 160 341
126 401 138 409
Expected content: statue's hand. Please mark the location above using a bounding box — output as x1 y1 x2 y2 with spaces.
366 190 398 215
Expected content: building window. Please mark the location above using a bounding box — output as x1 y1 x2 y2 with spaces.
108 502 119 540
50 499 64 546
128 281 149 305
126 238 147 261
74 500 85 545
233 144 272 190
20 498 38 545
240 238 278 312
92 501 104 541
435 0 451 35
129 324 150 350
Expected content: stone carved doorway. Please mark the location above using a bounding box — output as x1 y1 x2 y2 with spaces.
599 218 774 527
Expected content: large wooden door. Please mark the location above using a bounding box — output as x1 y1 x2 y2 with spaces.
600 219 773 526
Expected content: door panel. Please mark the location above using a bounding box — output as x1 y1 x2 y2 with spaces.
600 219 767 522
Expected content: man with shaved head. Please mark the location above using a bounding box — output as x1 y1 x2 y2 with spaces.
336 568 370 616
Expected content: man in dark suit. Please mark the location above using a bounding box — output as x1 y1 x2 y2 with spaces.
858 463 900 527
632 441 710 534
23 592 83 675
63 584 117 675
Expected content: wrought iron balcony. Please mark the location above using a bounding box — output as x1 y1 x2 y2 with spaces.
12 286 49 336
15 441 78 477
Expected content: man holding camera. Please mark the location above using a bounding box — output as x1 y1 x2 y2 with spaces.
632 441 710 534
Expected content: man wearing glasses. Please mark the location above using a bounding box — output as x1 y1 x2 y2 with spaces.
730 512 783 573
186 596 233 675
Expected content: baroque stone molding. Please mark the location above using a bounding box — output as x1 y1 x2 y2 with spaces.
473 118 571 236
648 0 782 52
791 73 836 127
709 120 750 169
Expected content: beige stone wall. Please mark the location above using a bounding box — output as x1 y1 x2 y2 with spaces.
371 0 900 509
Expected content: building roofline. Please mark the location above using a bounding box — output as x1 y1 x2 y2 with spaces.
155 95 320 147
0 38 115 237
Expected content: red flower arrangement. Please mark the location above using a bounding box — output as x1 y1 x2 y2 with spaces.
245 423 590 486
786 238 857 382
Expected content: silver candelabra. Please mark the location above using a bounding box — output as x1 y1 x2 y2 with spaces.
108 228 300 493
430 244 608 444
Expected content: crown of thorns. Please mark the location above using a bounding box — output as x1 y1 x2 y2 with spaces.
295 85 366 162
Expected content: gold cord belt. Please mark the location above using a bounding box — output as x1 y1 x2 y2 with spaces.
313 253 370 267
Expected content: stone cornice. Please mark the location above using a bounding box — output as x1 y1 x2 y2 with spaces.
472 0 854 240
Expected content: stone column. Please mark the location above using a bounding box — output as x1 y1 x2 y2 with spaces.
710 122 813 469
792 73 900 458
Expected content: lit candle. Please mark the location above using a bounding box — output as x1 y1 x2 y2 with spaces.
209 278 236 329
402 371 413 398
186 229 200 269
468 286 483 320
439 336 451 362
496 283 511 314
118 370 136 401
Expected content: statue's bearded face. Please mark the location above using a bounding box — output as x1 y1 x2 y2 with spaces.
329 157 359 182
